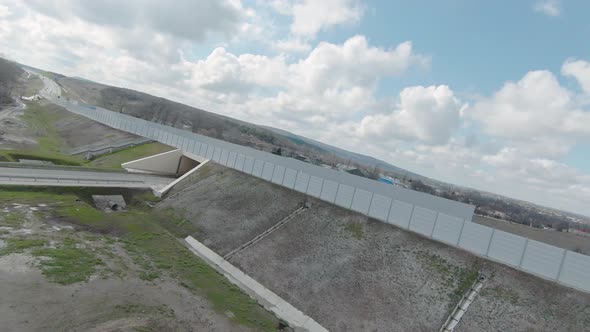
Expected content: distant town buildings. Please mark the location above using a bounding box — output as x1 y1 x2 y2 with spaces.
378 176 395 185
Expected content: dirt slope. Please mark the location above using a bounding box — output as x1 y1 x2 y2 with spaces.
159 162 590 332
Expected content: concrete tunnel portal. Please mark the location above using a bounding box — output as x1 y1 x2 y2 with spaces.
121 149 208 196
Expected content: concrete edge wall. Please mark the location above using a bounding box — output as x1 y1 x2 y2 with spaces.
154 160 210 197
184 236 329 332
122 149 183 175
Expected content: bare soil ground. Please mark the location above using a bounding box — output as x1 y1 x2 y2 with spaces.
160 163 590 332
0 187 284 332
1 254 247 332
157 163 307 256
474 215 590 255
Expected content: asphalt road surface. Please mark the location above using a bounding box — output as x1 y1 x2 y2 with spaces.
0 166 173 189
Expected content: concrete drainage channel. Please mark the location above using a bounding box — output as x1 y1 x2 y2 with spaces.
440 271 488 332
224 202 310 260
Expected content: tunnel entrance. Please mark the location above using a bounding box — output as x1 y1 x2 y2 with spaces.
121 149 202 177
121 148 209 197
177 155 200 176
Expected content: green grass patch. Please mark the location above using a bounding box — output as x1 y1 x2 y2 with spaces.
62 209 278 330
32 238 102 285
0 237 47 256
152 208 199 238
87 142 173 169
114 303 175 319
22 102 63 152
0 211 26 227
0 186 281 330
450 269 479 308
0 186 153 207
416 251 480 311
0 101 167 168
21 76 44 96
0 151 84 166
0 187 74 204
122 228 278 331
344 221 365 240
0 101 85 166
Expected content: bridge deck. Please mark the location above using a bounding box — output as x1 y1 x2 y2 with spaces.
0 166 173 189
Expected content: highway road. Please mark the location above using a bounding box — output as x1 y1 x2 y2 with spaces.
6 71 175 191
0 166 173 189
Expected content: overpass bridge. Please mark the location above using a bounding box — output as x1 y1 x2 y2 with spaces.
0 165 173 190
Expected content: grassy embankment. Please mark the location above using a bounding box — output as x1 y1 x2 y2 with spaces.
0 186 280 331
0 102 84 165
19 75 44 97
1 101 171 168
86 142 172 169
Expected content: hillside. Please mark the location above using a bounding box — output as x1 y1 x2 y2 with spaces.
158 162 590 332
51 71 589 227
52 77 328 160
13 62 585 228
0 58 24 104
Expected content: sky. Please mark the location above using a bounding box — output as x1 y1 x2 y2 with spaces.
0 0 589 216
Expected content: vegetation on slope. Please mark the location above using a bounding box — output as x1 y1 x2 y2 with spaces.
33 238 104 284
0 186 282 331
2 100 172 168
415 250 480 312
87 142 173 169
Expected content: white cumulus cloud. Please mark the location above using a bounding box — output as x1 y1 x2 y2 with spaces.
358 85 464 145
273 38 312 54
268 0 364 40
1 0 589 215
182 35 427 122
21 0 246 43
469 69 590 159
562 59 590 95
290 0 364 38
533 0 561 17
